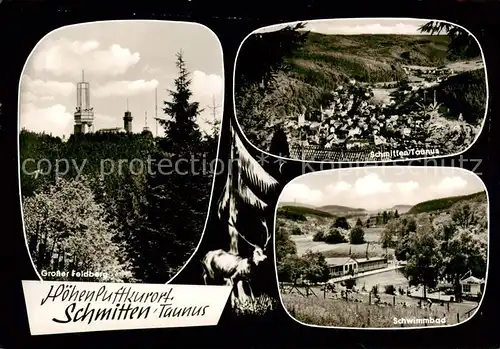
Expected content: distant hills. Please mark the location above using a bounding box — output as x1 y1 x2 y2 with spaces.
408 191 486 214
391 205 413 214
278 202 365 216
278 205 334 219
278 191 486 219
278 202 317 209
317 205 365 215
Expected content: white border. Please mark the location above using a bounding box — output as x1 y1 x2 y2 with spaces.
17 20 225 284
232 18 490 164
273 165 490 330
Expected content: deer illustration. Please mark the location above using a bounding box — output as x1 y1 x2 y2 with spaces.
201 219 271 306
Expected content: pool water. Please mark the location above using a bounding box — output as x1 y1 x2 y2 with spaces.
356 269 409 291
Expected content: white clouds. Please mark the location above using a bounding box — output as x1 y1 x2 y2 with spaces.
92 79 159 98
142 65 162 75
21 92 55 103
20 102 120 138
20 103 73 137
354 173 392 196
326 181 352 195
431 176 468 195
280 183 324 205
279 170 479 212
189 70 224 135
20 75 74 103
30 38 140 77
254 24 291 34
396 181 420 193
254 20 428 35
307 23 424 35
191 70 223 99
283 174 418 208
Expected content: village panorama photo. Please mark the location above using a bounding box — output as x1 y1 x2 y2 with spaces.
234 18 488 162
275 166 488 328
18 20 224 284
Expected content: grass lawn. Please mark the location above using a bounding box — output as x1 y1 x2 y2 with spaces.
292 227 393 258
281 288 479 328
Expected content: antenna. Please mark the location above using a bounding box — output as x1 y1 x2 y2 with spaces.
126 98 129 111
82 70 85 82
208 94 221 119
155 88 158 137
145 111 148 127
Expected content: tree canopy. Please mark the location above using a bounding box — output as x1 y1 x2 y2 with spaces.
23 177 133 282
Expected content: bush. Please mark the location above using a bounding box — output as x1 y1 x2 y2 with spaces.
332 217 350 230
312 230 325 242
345 278 357 290
291 227 303 235
349 226 365 245
324 228 347 244
385 285 396 295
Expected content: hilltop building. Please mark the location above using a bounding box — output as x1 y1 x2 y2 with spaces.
141 111 153 137
123 110 133 133
74 71 94 134
71 73 157 136
95 100 136 135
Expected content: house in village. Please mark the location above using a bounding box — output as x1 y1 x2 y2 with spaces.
365 216 378 227
326 256 388 277
460 275 485 299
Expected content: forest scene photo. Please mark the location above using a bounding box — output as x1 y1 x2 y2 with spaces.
19 21 223 284
235 19 487 162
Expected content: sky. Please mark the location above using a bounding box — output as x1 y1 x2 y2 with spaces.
19 21 224 139
255 18 434 35
279 167 486 211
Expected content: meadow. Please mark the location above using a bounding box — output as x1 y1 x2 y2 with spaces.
278 212 393 259
282 291 477 328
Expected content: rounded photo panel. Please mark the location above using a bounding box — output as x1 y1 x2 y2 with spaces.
275 166 488 328
19 20 224 283
234 18 488 162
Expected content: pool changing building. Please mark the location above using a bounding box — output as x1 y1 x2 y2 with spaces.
327 256 388 277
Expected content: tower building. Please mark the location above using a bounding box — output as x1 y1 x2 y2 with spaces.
74 70 94 134
123 99 133 133
142 111 152 136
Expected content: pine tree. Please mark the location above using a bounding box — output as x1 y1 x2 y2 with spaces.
135 51 211 283
160 50 203 154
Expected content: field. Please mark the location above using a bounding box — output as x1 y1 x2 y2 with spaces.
278 212 393 259
282 290 478 328
291 228 391 258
